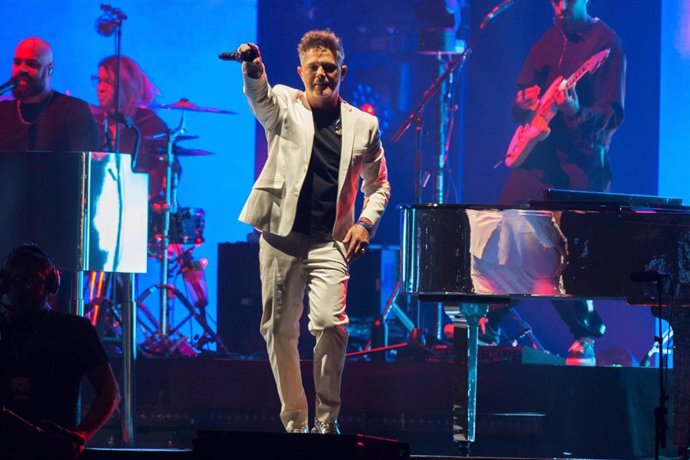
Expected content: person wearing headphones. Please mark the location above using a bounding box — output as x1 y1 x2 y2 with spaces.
0 37 98 152
0 244 120 459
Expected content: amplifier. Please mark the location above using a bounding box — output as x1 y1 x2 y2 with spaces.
217 242 399 356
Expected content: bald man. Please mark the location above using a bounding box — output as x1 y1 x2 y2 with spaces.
0 37 98 152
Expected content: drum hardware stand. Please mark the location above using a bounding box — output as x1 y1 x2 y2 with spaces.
158 111 185 340
346 279 433 361
136 111 228 355
631 271 674 460
136 276 228 355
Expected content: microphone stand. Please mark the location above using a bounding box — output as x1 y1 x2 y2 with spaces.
632 272 671 460
391 0 513 200
387 31 471 358
385 2 506 357
391 47 471 200
0 79 16 97
653 277 669 460
108 112 141 169
96 4 135 448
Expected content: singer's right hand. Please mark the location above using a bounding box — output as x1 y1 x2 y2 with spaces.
240 43 263 79
515 84 540 111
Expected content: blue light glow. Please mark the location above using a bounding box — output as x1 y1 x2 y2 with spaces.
1 0 258 346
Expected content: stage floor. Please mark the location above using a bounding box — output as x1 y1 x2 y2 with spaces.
88 352 677 459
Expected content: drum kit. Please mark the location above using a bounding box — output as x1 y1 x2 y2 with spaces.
87 97 234 356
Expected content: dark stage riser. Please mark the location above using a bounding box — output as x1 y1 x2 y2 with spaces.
81 433 408 460
90 357 676 458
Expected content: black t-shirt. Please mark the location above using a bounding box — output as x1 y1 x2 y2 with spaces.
293 106 342 238
0 309 108 429
0 91 99 153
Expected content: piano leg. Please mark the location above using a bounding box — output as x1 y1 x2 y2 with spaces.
443 302 488 452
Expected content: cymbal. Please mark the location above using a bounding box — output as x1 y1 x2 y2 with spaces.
174 147 215 156
152 98 236 115
152 146 215 156
145 133 200 142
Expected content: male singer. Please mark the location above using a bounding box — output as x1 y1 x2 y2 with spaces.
237 30 390 434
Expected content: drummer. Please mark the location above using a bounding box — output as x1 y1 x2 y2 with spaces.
91 55 180 201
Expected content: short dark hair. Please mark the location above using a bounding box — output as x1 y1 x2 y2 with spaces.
1 244 60 295
4 244 54 271
297 30 345 65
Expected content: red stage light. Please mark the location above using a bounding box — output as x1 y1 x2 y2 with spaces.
361 102 376 116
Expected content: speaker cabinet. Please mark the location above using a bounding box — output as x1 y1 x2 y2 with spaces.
217 242 399 356
217 242 264 356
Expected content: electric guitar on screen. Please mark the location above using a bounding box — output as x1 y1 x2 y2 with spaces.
503 48 611 169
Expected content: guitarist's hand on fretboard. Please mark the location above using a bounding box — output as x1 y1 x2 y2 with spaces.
554 84 581 118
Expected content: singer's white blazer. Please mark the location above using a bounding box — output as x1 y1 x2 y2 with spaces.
239 73 390 241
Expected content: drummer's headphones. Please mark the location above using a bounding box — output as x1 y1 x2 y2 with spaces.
0 244 61 296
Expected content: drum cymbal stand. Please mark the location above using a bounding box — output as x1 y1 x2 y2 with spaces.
137 111 185 354
137 111 228 355
158 111 185 340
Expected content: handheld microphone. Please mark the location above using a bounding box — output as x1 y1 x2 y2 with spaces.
480 0 516 30
0 77 17 96
218 48 259 62
630 271 670 283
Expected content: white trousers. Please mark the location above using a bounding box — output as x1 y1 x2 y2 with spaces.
259 232 349 430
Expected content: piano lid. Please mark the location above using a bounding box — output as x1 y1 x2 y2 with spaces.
541 188 685 209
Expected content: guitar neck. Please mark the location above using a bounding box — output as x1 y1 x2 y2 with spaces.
564 65 589 91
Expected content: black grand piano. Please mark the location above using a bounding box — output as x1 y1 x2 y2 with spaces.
400 190 690 455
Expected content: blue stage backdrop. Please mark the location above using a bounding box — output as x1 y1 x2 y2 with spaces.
2 0 687 362
252 0 673 361
659 0 690 201
1 0 258 347
463 0 662 202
